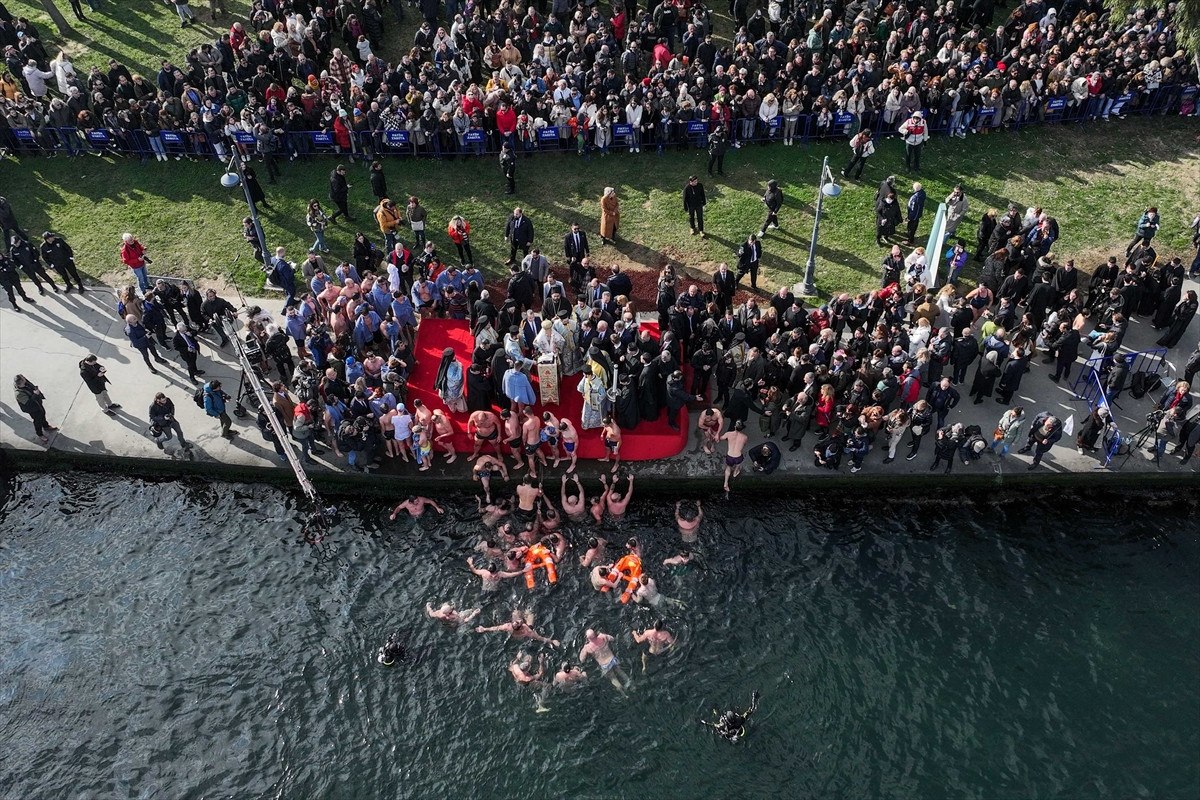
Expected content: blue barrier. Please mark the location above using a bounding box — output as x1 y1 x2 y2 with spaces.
1070 346 1169 402
5 83 1195 164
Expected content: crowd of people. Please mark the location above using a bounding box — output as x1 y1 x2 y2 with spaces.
4 144 1200 476
0 0 1195 161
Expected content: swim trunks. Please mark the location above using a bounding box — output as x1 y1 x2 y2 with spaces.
600 655 619 674
725 454 744 467
563 441 576 453
477 469 492 480
524 442 540 455
604 438 619 451
507 436 522 449
475 429 498 440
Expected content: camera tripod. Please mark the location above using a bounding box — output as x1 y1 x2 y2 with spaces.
1117 417 1162 470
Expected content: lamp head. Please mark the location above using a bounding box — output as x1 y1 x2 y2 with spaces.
220 172 241 189
822 182 842 199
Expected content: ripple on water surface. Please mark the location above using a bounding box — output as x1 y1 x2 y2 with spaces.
0 474 1196 800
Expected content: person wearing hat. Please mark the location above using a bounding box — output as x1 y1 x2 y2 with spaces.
898 110 929 171
39 231 85 293
758 179 783 236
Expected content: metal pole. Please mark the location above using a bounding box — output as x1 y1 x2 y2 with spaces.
228 154 269 267
801 156 827 296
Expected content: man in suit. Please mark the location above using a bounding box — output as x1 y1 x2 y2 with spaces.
595 290 618 321
585 277 609 307
713 262 737 314
683 175 708 237
564 222 590 263
607 264 632 298
736 234 762 289
520 309 542 351
505 207 535 265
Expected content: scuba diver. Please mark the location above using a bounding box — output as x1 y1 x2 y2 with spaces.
377 632 405 666
702 690 761 742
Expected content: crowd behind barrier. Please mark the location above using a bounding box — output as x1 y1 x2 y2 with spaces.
1 0 1197 169
2 82 1196 161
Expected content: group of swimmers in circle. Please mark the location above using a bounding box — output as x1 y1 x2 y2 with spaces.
381 475 706 716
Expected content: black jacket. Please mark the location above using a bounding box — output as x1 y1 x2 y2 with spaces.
506 215 534 246
329 170 349 202
683 182 707 210
563 229 590 261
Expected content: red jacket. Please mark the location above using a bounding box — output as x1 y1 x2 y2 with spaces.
495 105 517 135
120 239 145 269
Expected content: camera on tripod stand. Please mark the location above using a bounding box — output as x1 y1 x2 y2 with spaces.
1146 409 1165 425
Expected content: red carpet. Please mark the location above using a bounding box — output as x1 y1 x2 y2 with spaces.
409 318 688 460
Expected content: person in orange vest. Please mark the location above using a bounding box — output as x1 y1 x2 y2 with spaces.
524 538 559 589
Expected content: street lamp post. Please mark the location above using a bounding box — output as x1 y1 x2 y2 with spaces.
801 155 841 296
221 154 269 268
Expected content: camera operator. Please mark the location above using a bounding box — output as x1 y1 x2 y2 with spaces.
149 392 191 452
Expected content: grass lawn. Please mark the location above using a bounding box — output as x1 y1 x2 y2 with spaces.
6 116 1198 299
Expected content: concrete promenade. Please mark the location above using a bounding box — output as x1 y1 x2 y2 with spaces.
2 277 1198 496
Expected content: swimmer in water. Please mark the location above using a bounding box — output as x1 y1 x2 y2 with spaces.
509 651 551 713
537 498 561 532
632 619 676 671
475 618 561 648
624 536 643 560
633 574 686 610
560 474 587 522
606 472 634 517
476 496 511 527
553 663 588 689
590 476 609 523
579 628 631 691
377 632 405 665
426 601 481 626
580 536 608 568
474 538 504 560
466 557 523 592
702 690 761 743
543 530 569 562
675 500 703 543
389 495 445 519
590 563 621 592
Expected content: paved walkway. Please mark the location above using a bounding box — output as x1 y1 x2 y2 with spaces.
2 278 1198 488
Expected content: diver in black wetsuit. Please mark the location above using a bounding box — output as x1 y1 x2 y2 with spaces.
378 633 405 666
703 690 761 742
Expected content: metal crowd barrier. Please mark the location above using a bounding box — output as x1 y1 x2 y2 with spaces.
3 84 1195 162
1070 346 1169 403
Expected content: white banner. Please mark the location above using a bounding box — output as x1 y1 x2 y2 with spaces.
924 202 948 287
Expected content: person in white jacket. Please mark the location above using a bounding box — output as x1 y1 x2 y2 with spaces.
624 100 643 153
22 60 56 99
758 92 780 139
897 111 929 171
51 52 76 96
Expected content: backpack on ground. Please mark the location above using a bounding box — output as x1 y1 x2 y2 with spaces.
1130 371 1162 400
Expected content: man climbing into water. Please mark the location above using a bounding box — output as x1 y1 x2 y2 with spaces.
579 628 632 691
389 496 445 518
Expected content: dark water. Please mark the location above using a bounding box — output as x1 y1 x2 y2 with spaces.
0 473 1197 800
